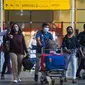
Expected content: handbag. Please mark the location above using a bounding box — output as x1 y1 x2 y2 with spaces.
22 54 33 71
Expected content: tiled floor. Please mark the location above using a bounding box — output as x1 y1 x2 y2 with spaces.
0 71 85 85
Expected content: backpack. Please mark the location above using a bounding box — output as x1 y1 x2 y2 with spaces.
46 39 58 50
22 54 33 71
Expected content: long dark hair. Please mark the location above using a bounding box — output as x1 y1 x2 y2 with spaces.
11 23 22 34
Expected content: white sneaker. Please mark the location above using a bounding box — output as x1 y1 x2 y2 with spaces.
18 78 21 82
13 80 18 83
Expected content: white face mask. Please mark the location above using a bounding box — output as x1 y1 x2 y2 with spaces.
44 27 49 33
15 27 19 32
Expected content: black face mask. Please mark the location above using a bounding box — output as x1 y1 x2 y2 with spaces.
67 31 73 34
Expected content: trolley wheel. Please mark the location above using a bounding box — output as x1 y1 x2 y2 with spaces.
60 79 63 85
52 79 55 85
41 81 43 85
44 78 48 83
40 76 44 85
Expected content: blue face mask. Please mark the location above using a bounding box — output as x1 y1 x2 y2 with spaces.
15 27 19 32
44 27 49 33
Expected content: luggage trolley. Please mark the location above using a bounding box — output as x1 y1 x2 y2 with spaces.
40 48 67 85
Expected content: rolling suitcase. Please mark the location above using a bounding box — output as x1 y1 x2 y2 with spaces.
44 54 66 71
41 54 66 71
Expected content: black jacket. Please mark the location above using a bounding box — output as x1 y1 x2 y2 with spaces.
78 31 85 46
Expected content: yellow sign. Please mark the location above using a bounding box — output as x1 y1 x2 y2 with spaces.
4 0 70 10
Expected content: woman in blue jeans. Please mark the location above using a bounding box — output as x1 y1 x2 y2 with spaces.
62 26 79 83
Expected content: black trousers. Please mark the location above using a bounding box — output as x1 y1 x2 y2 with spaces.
76 59 85 76
1 52 10 76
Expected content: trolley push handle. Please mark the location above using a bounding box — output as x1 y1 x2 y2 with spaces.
41 48 62 54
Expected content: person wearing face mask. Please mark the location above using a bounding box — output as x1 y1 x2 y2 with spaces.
62 26 79 83
1 22 14 79
8 23 28 83
15 27 19 32
34 23 53 82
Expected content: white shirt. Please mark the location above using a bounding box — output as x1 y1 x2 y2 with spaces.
29 38 36 49
0 30 7 36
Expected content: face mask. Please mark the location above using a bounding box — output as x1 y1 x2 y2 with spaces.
15 27 19 32
44 27 49 33
67 31 73 34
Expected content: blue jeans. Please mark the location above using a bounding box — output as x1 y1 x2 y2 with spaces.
65 50 77 79
35 53 41 75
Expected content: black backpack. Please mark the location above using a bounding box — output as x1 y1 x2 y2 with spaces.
22 54 33 71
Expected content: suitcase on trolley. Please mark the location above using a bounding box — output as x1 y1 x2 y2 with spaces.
44 54 66 71
41 54 66 71
41 54 49 71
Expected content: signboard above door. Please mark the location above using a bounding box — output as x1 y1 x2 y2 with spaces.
4 0 70 10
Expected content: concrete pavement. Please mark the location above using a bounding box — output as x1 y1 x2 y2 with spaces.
0 71 85 85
